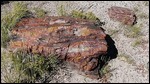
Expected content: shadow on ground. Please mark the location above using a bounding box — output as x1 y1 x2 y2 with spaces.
98 34 118 78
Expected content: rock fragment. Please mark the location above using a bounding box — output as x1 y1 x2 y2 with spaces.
108 6 136 25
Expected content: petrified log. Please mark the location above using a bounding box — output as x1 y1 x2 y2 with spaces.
9 16 107 78
108 6 136 25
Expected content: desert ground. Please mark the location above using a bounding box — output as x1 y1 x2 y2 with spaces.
1 1 149 83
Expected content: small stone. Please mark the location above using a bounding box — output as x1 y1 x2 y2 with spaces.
108 6 136 25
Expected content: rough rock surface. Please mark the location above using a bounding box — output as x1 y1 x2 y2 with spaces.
108 6 136 25
9 16 107 78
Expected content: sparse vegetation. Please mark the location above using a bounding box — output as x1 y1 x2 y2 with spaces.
99 56 113 83
1 2 48 48
107 29 119 37
33 8 47 18
134 3 148 19
124 25 142 38
98 54 111 79
131 37 148 48
118 53 136 65
100 69 112 83
1 50 58 83
57 4 68 16
1 2 57 83
99 64 111 77
57 4 99 21
1 2 29 48
133 7 139 12
143 1 149 6
138 13 149 19
131 38 142 47
71 10 98 21
1 51 14 83
71 10 85 19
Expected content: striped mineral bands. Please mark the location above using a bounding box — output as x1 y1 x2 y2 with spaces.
9 16 108 78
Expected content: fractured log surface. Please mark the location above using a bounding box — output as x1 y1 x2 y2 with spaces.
9 16 108 79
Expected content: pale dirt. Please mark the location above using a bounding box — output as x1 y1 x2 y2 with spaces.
1 1 149 83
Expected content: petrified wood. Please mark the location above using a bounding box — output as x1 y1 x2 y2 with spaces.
9 16 108 78
108 6 136 25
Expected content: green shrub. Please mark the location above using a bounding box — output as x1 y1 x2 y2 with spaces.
57 4 68 16
98 55 111 78
99 64 111 77
56 4 98 21
1 2 29 47
13 51 58 83
71 10 85 19
33 8 47 18
131 39 142 47
1 50 58 83
84 12 98 20
124 25 142 38
71 10 98 21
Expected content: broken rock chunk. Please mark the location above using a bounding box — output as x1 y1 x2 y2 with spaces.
9 16 108 79
108 6 136 25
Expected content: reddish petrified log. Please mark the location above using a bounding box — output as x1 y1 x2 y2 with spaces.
108 6 136 25
9 16 107 78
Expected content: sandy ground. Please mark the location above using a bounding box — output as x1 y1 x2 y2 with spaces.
1 1 149 83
